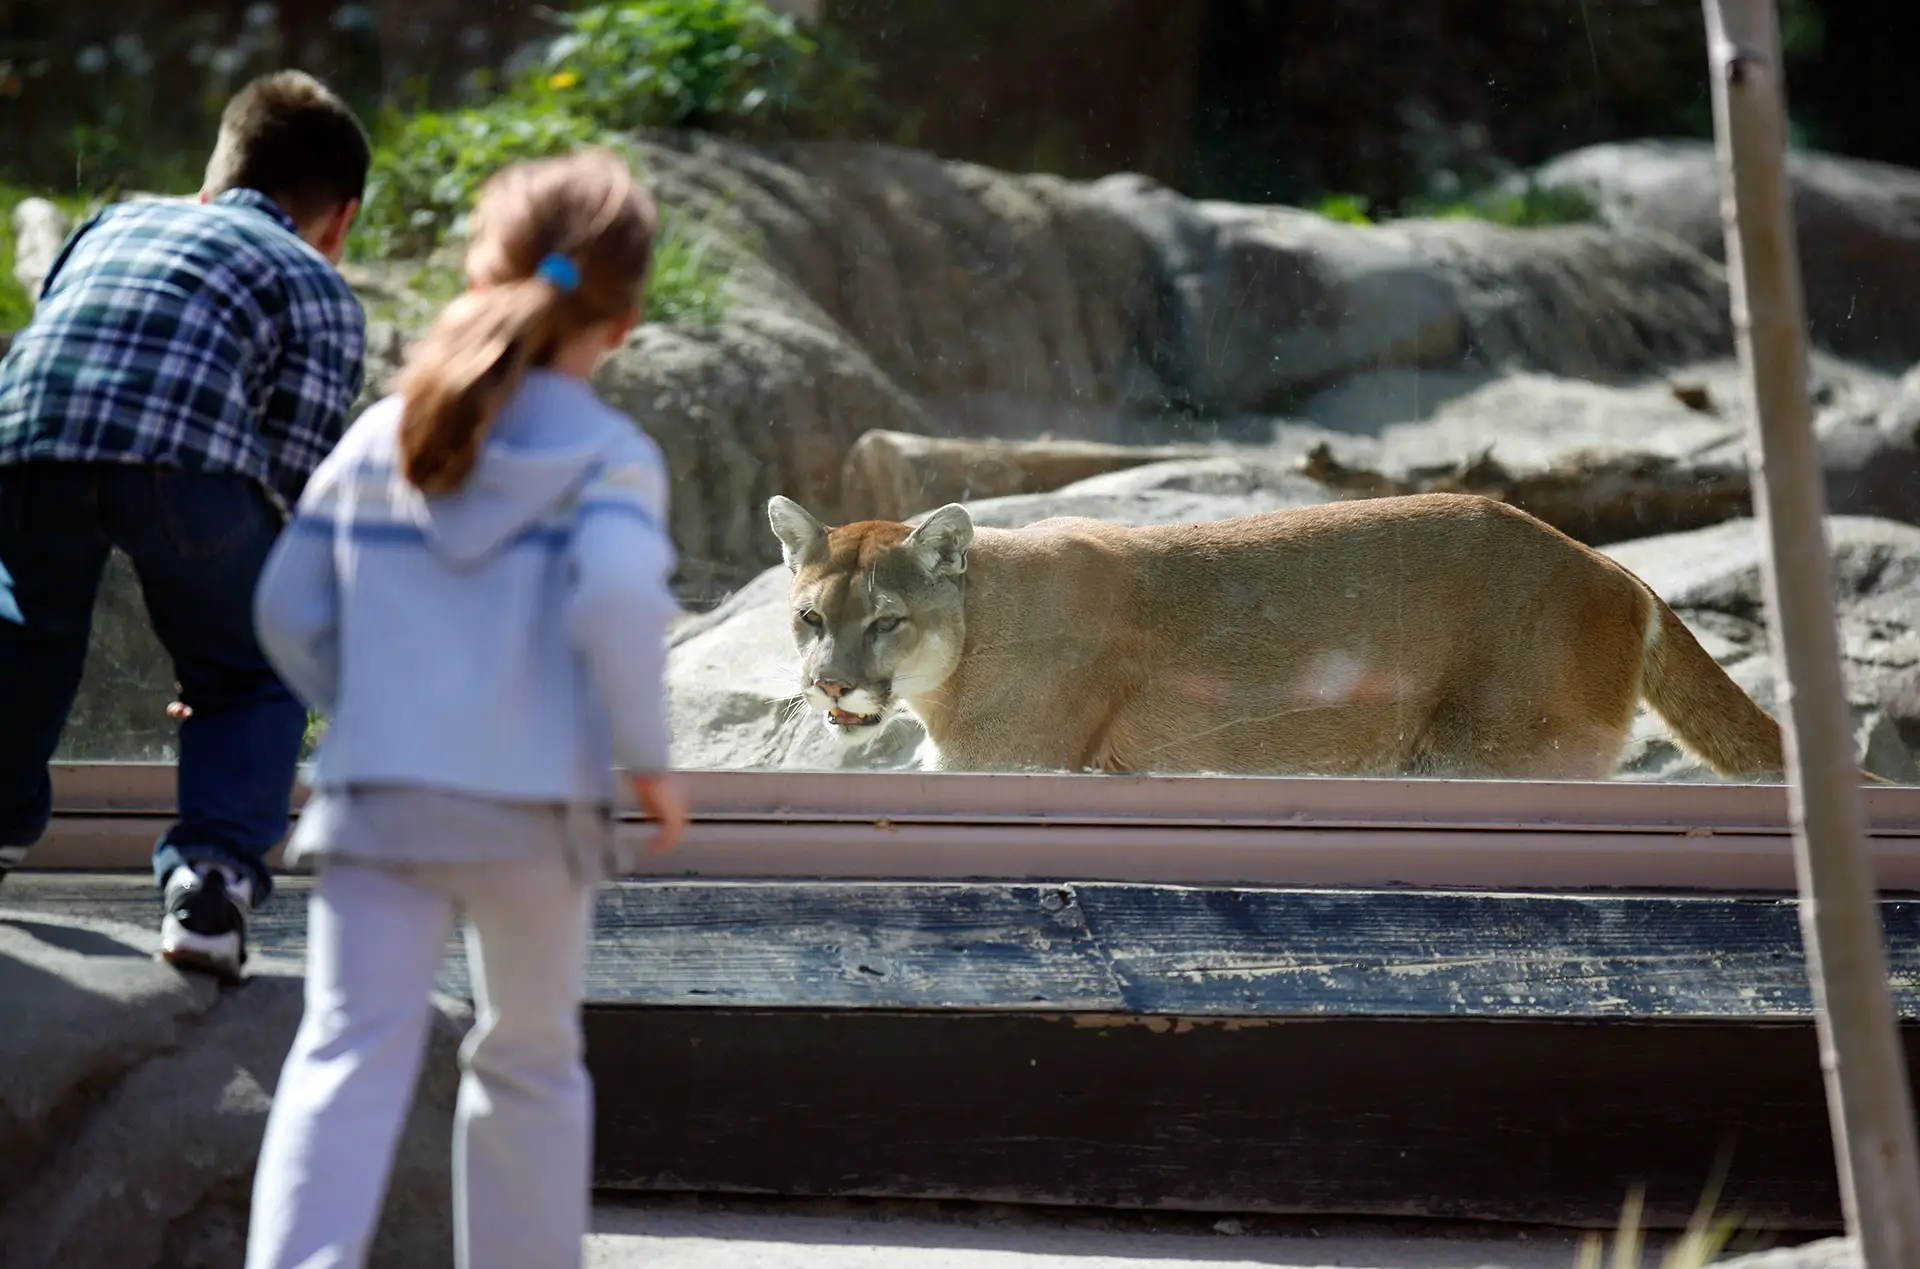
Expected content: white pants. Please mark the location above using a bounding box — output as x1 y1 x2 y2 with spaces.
245 855 597 1269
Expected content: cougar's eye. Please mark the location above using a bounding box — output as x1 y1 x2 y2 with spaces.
799 610 824 629
871 615 903 635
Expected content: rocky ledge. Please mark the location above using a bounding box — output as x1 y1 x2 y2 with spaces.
0 908 463 1269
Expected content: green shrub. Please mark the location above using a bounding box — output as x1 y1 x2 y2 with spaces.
1310 179 1595 230
646 204 733 327
533 0 873 137
1312 193 1374 226
349 99 603 260
1413 179 1598 228
346 0 867 322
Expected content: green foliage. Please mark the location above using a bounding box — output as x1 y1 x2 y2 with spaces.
1312 179 1595 230
646 204 733 327
534 0 873 137
1312 193 1374 226
345 0 864 326
1574 1183 1744 1269
1415 179 1598 228
347 106 734 327
302 710 327 761
349 99 603 260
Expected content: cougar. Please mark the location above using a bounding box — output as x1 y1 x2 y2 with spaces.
767 491 1797 780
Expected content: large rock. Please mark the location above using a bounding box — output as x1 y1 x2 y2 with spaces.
593 313 929 605
1605 516 1920 768
62 551 178 762
1288 354 1920 535
360 135 1747 580
842 430 1214 522
1298 443 1752 548
1533 139 1920 364
1816 361 1920 528
1083 176 1462 414
0 911 465 1268
1292 352 1892 465
1086 171 1733 415
670 136 1157 431
11 197 70 303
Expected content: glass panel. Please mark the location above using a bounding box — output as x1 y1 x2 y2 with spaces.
4 1 1914 784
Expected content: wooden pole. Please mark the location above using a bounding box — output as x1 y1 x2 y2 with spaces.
1701 2 1920 1262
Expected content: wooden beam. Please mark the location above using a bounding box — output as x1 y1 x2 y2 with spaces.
11 873 1920 1226
1703 0 1920 1259
20 875 1920 1023
587 1007 1890 1229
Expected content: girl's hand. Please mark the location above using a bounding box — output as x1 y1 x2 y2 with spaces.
629 774 689 854
167 701 191 720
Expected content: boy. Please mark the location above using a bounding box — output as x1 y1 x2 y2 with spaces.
0 70 370 980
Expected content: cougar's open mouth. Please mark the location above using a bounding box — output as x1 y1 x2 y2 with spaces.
826 707 882 728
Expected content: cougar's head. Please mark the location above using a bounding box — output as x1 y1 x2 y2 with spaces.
767 496 972 733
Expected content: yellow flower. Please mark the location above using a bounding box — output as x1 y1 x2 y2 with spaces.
549 71 580 90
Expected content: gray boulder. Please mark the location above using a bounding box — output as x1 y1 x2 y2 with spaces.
0 910 465 1269
357 136 1755 585
841 430 1213 523
1533 139 1920 364
1086 171 1733 416
61 551 178 763
1289 354 1920 540
1606 516 1920 770
1816 361 1920 529
1084 176 1462 414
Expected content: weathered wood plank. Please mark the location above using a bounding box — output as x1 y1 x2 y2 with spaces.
0 877 1128 1011
1074 884 1920 1020
590 1007 1900 1228
586 882 1123 1009
12 875 1920 1021
10 874 1920 1224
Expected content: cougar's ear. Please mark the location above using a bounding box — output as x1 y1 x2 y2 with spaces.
904 503 973 579
768 496 829 573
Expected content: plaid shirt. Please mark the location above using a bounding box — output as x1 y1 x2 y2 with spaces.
0 188 365 512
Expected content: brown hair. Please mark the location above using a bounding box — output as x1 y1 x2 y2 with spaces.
202 70 371 222
394 149 659 495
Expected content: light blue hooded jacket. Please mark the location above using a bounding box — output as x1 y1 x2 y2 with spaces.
254 370 679 808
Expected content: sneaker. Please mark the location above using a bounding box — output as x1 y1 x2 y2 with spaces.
0 845 25 887
159 864 252 983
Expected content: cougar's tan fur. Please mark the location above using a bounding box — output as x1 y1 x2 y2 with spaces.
768 491 1790 780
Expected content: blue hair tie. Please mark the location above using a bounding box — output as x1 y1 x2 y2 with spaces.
535 253 581 293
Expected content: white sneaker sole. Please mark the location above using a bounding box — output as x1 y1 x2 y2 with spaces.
159 914 244 983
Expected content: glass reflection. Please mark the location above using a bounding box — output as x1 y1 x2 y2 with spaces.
4 1 1913 781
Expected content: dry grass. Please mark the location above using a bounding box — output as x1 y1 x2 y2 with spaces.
1574 1172 1746 1269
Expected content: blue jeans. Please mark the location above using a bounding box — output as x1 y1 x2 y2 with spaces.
0 462 306 903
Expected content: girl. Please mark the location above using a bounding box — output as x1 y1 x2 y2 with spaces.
244 148 689 1269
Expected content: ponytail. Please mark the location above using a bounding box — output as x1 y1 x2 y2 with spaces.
394 149 656 494
394 279 560 494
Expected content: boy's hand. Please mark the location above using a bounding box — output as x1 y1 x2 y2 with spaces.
629 774 689 855
168 701 192 720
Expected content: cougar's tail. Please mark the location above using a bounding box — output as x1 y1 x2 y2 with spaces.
1638 590 1786 782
